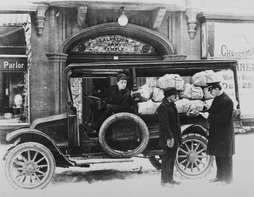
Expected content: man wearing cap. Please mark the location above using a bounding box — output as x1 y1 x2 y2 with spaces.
88 72 132 131
200 81 235 186
157 87 182 188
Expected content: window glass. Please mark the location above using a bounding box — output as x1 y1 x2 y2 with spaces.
0 71 29 124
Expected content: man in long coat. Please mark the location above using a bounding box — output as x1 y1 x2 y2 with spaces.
157 87 182 187
201 82 235 185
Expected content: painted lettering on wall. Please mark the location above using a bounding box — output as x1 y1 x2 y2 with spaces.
221 44 254 58
212 23 254 115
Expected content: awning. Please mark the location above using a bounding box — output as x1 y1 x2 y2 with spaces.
0 1 37 13
0 14 30 26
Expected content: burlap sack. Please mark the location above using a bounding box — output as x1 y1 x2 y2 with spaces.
137 99 161 115
157 74 184 90
180 83 204 100
191 70 215 87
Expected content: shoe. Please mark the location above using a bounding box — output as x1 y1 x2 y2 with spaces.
209 177 221 183
169 180 182 185
161 182 174 188
216 181 230 186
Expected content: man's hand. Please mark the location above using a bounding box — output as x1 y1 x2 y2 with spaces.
199 112 209 119
167 138 174 148
186 109 199 116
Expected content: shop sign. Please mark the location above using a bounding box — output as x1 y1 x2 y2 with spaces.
0 57 27 71
71 35 158 55
212 23 254 116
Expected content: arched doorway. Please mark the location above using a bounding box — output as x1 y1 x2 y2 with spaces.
61 23 175 122
62 22 175 63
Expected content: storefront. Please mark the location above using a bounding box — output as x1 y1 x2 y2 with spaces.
0 9 34 141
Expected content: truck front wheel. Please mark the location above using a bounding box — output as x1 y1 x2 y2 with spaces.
5 142 56 189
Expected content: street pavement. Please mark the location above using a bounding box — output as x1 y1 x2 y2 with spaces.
0 131 254 197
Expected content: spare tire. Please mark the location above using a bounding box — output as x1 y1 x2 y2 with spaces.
99 112 149 158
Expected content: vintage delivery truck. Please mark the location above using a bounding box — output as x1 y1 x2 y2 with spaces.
3 59 241 189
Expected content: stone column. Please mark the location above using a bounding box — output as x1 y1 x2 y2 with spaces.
46 53 68 114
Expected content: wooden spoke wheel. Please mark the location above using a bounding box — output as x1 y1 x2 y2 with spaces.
176 133 213 178
5 142 55 189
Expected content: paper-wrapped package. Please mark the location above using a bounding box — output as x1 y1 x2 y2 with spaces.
157 74 184 90
180 83 204 100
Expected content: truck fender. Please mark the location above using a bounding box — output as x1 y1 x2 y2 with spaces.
5 128 76 167
181 124 209 137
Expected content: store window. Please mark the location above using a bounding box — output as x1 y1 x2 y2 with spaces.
0 56 29 124
0 14 31 124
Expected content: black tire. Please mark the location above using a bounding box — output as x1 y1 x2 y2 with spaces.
5 142 56 189
99 112 149 158
175 133 213 179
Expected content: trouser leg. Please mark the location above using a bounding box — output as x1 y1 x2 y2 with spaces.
161 147 177 183
215 156 233 183
222 156 233 183
215 156 223 180
93 109 112 130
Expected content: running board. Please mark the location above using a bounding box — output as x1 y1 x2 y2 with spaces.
69 157 134 167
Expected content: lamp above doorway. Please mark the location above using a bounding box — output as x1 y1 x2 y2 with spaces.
118 7 128 26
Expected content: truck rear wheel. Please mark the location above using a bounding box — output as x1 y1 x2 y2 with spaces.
149 133 213 179
176 133 213 178
5 142 55 189
99 112 149 158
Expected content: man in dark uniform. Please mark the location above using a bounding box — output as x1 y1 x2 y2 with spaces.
89 73 132 131
200 81 235 185
157 87 182 188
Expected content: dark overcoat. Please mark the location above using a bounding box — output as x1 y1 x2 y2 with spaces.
207 92 235 157
103 85 132 112
157 97 182 148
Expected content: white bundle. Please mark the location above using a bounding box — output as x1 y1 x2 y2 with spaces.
152 87 164 102
180 83 204 100
191 70 215 87
175 98 191 113
138 84 153 101
189 100 205 112
157 74 184 90
138 99 161 115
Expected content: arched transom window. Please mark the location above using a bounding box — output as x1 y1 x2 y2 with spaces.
70 35 159 55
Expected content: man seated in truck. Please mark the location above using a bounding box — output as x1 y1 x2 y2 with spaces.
86 72 133 132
